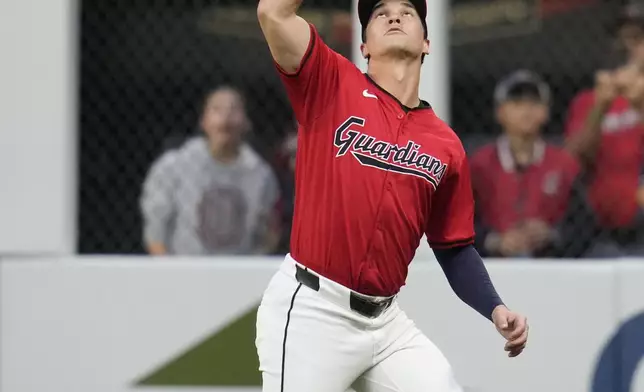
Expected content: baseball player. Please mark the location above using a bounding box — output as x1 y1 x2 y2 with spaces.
255 0 529 391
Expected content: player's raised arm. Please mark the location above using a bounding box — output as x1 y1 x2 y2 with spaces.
257 0 311 73
257 0 343 126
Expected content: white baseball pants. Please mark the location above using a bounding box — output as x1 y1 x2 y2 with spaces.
255 254 463 392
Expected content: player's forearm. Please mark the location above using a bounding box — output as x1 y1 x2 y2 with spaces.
565 103 609 164
257 0 310 73
434 245 504 322
257 0 302 20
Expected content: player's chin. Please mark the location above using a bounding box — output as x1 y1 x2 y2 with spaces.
381 43 420 60
381 37 411 48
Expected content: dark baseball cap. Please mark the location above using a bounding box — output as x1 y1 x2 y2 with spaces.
494 70 551 105
358 0 427 40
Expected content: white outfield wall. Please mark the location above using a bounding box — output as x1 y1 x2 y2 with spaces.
2 257 644 392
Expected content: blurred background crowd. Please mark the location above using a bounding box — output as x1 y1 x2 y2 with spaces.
78 0 644 259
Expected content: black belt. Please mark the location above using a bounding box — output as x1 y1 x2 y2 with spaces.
295 265 394 319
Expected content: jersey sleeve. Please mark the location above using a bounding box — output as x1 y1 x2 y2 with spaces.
276 23 342 126
426 152 476 249
564 91 593 137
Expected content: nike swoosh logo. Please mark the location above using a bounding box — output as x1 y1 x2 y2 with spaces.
362 89 378 99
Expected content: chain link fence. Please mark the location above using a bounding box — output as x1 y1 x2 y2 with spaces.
79 0 352 254
79 0 644 257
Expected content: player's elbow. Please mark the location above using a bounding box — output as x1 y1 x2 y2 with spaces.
257 1 271 22
257 0 288 23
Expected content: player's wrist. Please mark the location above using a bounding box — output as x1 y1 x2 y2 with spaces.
491 304 508 321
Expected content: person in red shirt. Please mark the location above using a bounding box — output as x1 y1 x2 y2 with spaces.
564 3 644 256
471 70 589 258
255 0 528 391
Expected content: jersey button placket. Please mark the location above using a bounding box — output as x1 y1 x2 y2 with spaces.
397 112 407 138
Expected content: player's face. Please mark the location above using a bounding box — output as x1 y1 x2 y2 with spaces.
362 0 429 61
200 88 248 148
496 98 548 137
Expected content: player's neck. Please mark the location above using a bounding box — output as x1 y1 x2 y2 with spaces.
367 59 421 108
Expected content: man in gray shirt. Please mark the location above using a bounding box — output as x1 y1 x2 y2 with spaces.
140 86 281 255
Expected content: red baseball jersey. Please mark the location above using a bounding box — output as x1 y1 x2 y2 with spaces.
565 90 644 228
275 24 474 296
470 138 580 233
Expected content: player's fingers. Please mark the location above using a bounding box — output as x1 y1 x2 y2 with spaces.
506 325 528 345
505 312 517 327
505 341 526 353
508 318 528 340
508 344 526 358
505 330 528 350
512 329 528 345
507 327 524 341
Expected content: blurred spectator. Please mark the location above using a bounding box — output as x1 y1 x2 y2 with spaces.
471 70 587 258
139 86 281 256
273 129 298 255
564 3 644 256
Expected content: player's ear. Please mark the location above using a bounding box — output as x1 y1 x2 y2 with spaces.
361 42 369 59
423 39 430 55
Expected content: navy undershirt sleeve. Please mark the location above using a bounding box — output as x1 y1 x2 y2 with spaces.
433 244 504 322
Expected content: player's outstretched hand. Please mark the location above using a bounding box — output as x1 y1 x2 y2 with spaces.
491 305 528 358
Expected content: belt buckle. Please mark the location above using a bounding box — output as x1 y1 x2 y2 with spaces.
376 297 394 316
350 292 393 318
